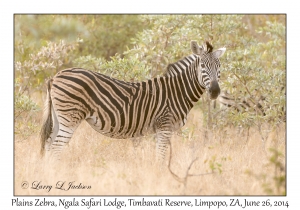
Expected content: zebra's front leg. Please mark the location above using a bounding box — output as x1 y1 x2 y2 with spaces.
155 130 172 164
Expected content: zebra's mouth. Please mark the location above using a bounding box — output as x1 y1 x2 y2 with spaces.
209 94 220 100
208 80 220 100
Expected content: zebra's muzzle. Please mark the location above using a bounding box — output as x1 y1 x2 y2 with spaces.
208 80 220 100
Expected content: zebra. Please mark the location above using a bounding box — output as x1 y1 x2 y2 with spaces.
218 90 266 116
217 88 286 122
40 41 226 161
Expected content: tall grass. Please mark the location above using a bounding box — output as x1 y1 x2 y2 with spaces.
14 109 286 195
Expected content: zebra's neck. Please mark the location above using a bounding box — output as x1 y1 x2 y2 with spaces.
164 54 199 77
166 54 205 103
172 61 204 107
137 55 205 116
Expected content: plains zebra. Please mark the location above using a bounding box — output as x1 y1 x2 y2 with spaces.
217 88 286 122
40 41 226 161
218 90 266 116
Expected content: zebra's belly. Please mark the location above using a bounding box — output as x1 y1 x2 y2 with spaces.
85 112 186 139
85 116 155 139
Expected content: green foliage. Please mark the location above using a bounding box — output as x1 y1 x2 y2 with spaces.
15 15 147 92
180 126 196 142
14 15 86 62
73 54 151 82
15 93 39 118
125 15 244 77
15 15 146 61
14 92 40 138
72 55 106 71
15 40 78 96
210 18 286 133
75 15 147 59
14 14 286 141
204 155 229 174
246 148 286 195
122 15 286 135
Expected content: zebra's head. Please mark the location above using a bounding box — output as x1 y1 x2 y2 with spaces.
191 41 226 100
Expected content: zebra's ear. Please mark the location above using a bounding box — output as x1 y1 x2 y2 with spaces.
191 41 203 55
213 47 226 58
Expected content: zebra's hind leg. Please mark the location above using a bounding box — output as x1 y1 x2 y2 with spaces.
155 130 172 165
44 122 59 161
49 123 78 161
42 104 60 161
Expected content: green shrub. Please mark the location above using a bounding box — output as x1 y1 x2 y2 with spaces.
14 15 286 139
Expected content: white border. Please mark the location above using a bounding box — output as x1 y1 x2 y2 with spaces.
3 0 298 209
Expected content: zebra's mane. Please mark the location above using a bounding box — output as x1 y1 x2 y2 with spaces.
206 41 213 53
163 54 197 77
163 41 213 77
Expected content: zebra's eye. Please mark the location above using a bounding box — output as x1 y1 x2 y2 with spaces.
201 63 205 68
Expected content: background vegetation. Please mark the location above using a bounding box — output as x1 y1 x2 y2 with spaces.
14 14 286 195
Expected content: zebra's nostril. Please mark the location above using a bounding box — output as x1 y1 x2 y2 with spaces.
208 80 220 99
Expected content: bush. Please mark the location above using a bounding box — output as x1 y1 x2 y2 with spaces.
14 14 286 140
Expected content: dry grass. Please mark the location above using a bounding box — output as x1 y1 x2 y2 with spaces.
14 109 286 196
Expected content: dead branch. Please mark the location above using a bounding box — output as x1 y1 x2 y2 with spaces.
167 140 218 188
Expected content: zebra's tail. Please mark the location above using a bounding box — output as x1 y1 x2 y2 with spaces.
40 78 53 157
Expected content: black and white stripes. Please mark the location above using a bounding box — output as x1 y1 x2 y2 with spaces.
40 41 226 161
218 90 266 116
217 88 286 123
